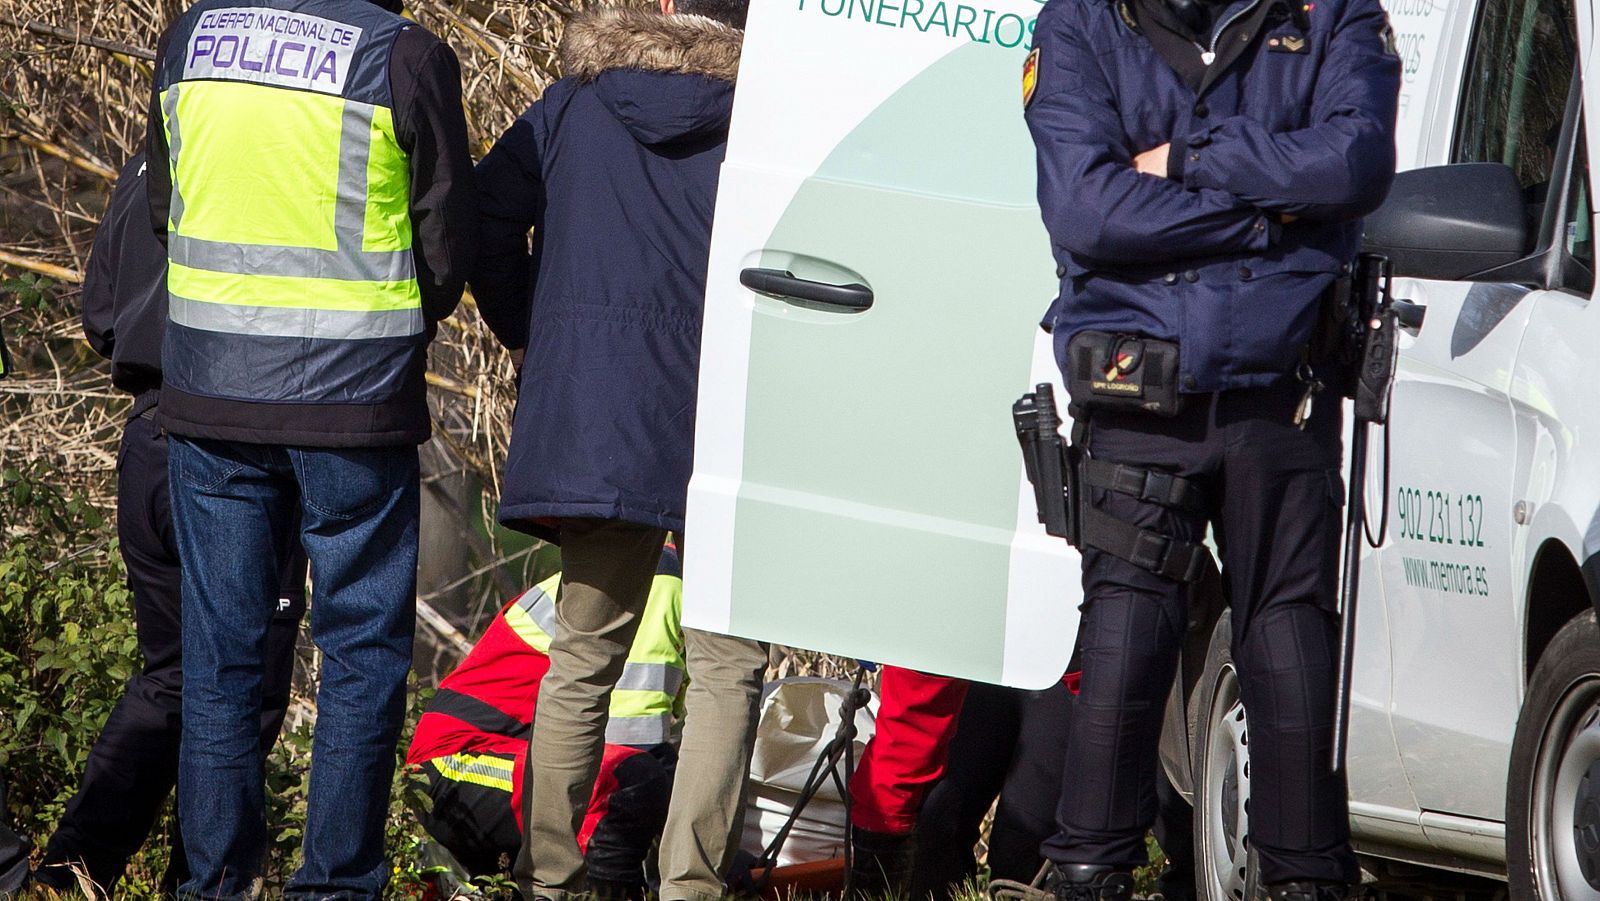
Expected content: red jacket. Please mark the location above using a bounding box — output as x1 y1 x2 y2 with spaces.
407 547 682 846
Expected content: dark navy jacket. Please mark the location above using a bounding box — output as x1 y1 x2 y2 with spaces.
82 154 169 418
472 8 742 539
1026 0 1401 391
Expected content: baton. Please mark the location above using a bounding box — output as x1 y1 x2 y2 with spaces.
1330 418 1367 774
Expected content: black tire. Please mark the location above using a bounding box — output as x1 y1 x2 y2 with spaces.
1507 608 1600 901
1192 611 1265 901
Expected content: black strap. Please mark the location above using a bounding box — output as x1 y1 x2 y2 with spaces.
1081 507 1209 583
1081 458 1205 513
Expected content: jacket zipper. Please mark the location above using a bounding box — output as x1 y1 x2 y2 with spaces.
1193 0 1264 64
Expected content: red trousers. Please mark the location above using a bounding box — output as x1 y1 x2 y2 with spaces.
849 667 970 835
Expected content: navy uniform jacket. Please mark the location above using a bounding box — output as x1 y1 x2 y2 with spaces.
82 154 168 418
1026 0 1401 392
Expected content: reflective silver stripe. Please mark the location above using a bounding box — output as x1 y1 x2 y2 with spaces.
604 713 674 745
518 588 558 637
433 754 515 785
513 588 682 699
170 294 423 340
170 235 415 283
334 102 373 248
163 86 186 229
615 662 685 697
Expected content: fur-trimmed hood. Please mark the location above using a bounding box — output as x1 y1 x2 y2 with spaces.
561 7 743 83
558 7 741 147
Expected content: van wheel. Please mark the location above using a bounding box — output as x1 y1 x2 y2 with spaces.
1508 609 1600 901
1194 611 1264 901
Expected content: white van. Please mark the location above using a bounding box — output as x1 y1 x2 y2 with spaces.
684 0 1600 898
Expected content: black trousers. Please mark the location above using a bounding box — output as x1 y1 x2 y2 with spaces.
0 777 29 893
37 414 306 893
913 681 1196 901
1043 381 1357 885
911 680 1073 899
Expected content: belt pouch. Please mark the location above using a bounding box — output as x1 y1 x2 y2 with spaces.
1065 330 1183 416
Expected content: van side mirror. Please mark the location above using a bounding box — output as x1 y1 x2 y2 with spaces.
1362 163 1530 282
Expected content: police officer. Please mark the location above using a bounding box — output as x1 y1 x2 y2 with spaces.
31 153 307 895
1023 0 1400 896
145 0 475 896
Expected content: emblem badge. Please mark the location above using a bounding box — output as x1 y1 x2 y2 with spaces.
1103 350 1140 383
1023 48 1040 108
1268 33 1309 52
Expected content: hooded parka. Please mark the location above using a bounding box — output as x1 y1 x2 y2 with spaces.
472 8 742 540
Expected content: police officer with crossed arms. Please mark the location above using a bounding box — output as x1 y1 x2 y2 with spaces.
1023 0 1399 897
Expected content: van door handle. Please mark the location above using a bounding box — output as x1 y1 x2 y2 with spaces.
739 268 874 312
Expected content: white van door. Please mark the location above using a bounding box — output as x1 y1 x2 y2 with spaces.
685 0 1079 687
1378 0 1583 829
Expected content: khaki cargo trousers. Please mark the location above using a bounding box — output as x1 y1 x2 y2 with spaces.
515 519 767 901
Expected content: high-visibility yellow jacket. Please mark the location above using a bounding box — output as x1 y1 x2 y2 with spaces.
151 0 438 446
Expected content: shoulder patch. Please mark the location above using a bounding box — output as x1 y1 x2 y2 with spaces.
1023 47 1041 108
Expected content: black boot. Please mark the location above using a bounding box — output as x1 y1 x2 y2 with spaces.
1154 861 1198 901
849 826 917 898
1267 881 1358 901
1044 864 1135 901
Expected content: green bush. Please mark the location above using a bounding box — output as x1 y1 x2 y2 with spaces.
0 462 446 898
0 463 140 840
0 461 159 892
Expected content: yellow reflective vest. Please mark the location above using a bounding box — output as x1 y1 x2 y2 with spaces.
152 0 427 440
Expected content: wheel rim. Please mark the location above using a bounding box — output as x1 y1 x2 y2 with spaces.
1534 675 1600 901
1203 663 1252 901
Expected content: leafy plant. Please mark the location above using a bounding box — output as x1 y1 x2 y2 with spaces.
0 462 139 846
0 275 53 315
0 464 444 898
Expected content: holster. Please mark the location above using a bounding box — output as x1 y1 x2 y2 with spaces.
1352 255 1400 424
1311 272 1359 383
1013 383 1208 583
1313 255 1406 419
1013 384 1081 546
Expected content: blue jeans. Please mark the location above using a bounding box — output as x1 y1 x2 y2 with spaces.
168 436 420 900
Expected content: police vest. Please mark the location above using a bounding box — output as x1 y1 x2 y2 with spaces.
509 570 687 745
154 0 422 409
